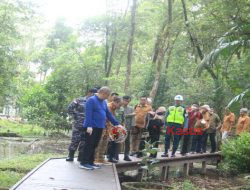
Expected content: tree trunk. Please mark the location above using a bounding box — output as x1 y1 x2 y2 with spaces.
124 0 137 94
105 39 116 85
104 25 110 73
181 0 224 116
149 0 173 103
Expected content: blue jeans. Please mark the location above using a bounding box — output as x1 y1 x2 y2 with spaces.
164 123 182 155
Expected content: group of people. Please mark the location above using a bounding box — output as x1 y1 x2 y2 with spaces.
66 86 250 170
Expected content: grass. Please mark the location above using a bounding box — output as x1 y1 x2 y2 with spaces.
0 153 63 189
0 119 45 137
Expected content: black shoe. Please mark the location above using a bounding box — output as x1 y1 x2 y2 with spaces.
77 151 83 162
66 150 75 162
181 153 187 156
171 154 176 158
130 152 136 156
210 151 215 154
124 156 132 161
161 152 168 157
108 158 118 163
136 153 143 158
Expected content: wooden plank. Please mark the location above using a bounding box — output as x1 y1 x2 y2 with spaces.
113 164 122 190
11 158 121 190
10 158 52 190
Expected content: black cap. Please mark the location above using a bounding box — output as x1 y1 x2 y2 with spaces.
88 88 97 94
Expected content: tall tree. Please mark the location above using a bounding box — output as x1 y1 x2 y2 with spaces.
149 0 173 103
124 0 137 94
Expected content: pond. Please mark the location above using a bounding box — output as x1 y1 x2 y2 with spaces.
0 137 69 159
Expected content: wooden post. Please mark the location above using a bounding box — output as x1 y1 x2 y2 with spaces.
201 161 206 175
137 168 144 181
183 163 189 177
161 166 166 181
160 165 170 181
166 166 170 180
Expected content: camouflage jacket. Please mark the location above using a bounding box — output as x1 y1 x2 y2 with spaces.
68 96 87 124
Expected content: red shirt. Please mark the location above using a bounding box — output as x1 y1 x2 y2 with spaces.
188 110 202 128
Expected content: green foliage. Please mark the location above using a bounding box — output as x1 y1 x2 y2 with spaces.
0 119 45 137
172 180 198 190
0 170 24 189
0 0 36 106
220 133 250 174
140 140 160 182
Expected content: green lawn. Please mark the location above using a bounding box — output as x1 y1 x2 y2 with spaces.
0 154 63 189
0 119 45 137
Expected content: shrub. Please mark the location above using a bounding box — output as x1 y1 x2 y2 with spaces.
220 133 250 174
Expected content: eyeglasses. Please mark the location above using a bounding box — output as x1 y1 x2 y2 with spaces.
156 112 165 116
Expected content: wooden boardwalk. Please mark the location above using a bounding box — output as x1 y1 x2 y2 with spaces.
11 158 121 190
11 152 221 189
116 151 222 181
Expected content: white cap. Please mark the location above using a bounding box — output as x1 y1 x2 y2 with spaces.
174 95 184 101
200 104 210 111
240 108 248 113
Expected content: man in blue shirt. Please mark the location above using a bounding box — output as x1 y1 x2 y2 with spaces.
79 86 120 170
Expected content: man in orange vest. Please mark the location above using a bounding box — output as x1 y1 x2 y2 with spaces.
236 108 250 135
131 96 152 157
221 107 235 140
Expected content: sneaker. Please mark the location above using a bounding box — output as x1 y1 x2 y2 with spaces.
79 164 94 170
190 151 195 154
90 164 101 169
171 154 176 158
161 153 168 157
66 157 74 161
181 153 187 156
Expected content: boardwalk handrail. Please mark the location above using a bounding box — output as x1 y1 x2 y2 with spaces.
116 152 222 173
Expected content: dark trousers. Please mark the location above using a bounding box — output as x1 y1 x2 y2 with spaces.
190 135 197 152
181 134 191 154
80 128 103 165
164 123 182 155
107 141 118 160
149 131 160 158
203 132 216 152
195 131 207 153
124 129 130 157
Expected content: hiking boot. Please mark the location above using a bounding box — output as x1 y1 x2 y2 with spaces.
66 150 75 162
